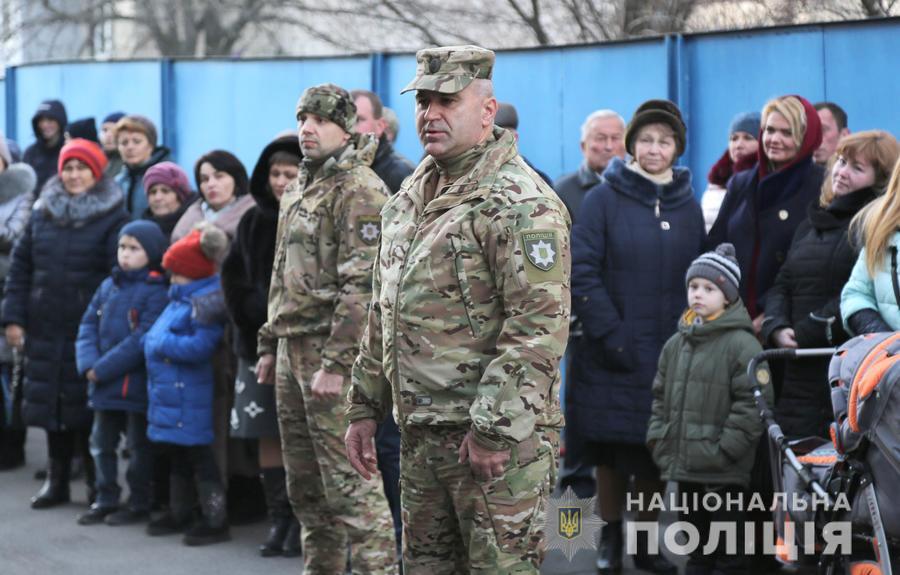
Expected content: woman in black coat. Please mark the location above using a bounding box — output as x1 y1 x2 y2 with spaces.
708 95 825 335
220 135 300 557
570 100 704 574
762 131 900 439
2 139 128 508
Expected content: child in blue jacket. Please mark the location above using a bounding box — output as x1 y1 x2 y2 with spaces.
143 222 229 546
75 220 169 526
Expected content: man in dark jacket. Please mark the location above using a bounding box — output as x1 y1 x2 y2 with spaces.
494 102 553 186
351 89 415 194
23 99 68 192
554 109 626 223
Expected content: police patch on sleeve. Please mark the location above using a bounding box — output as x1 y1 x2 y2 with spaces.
356 215 382 246
521 230 564 283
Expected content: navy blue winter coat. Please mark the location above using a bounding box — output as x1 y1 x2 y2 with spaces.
568 157 705 449
144 275 225 446
76 267 169 413
1 175 129 431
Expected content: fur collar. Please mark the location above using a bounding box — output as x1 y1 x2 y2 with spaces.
0 164 37 204
35 175 124 226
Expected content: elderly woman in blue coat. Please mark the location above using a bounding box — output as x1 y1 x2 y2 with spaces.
569 100 705 574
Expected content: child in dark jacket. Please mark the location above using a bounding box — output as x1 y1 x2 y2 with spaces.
143 222 230 546
646 243 773 574
75 220 169 526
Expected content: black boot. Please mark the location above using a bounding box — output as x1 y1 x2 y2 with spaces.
147 473 193 536
259 468 292 557
31 457 71 509
632 525 678 575
596 520 623 574
183 481 230 546
281 517 302 557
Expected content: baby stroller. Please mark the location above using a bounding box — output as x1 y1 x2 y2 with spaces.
749 336 900 575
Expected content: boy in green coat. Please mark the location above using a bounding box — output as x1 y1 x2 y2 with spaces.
647 243 772 574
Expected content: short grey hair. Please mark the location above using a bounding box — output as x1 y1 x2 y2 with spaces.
580 109 626 143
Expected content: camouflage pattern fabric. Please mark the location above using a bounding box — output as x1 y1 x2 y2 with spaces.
401 45 495 94
259 130 394 573
401 425 557 574
296 83 357 133
347 125 570 570
348 127 571 449
276 336 396 574
257 131 387 374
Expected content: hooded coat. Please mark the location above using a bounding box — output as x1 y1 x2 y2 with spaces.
23 100 68 192
144 275 226 446
707 96 825 318
1 175 129 431
762 190 875 439
568 157 705 449
646 302 769 487
221 135 299 360
115 146 172 218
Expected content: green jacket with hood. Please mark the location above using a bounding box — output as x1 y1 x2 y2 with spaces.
646 300 771 487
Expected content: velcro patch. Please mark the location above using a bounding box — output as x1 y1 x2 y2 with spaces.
357 215 381 246
521 230 564 283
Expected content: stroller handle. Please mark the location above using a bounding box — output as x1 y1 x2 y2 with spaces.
748 347 837 505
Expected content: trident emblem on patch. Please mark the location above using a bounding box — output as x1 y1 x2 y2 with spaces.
559 507 581 539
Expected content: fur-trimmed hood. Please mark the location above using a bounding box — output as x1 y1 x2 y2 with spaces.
0 163 37 204
35 175 125 227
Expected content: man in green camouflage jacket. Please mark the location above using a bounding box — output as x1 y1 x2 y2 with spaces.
257 83 396 574
345 46 571 573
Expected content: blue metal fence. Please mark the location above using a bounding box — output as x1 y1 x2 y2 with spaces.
4 18 899 195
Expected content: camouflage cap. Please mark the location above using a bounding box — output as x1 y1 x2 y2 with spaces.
296 83 357 134
401 45 495 94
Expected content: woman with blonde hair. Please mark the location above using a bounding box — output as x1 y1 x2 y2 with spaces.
709 95 824 337
765 130 899 440
841 149 900 333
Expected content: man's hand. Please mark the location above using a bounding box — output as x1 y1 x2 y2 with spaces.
5 324 24 350
773 327 798 349
752 313 766 337
256 354 276 385
86 369 98 382
310 369 343 401
459 431 510 481
345 419 379 480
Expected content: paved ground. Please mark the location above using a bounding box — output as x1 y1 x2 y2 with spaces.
0 430 680 574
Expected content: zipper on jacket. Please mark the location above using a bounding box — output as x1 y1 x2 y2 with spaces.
654 198 661 218
390 215 425 434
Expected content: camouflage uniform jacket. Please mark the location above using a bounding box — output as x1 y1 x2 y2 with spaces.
348 127 571 451
258 133 388 377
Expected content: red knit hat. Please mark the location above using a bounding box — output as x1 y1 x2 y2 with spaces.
58 138 108 180
163 229 216 279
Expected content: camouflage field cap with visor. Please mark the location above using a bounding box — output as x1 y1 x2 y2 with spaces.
401 45 495 94
296 83 357 134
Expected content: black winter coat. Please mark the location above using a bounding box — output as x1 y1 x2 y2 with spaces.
221 136 299 360
553 163 601 225
568 157 705 450
761 190 875 439
1 176 129 431
708 160 824 318
23 100 68 193
370 137 414 194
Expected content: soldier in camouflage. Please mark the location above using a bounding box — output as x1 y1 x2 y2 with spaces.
256 83 396 574
345 46 571 573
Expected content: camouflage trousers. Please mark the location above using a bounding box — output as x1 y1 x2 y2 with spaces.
401 425 558 574
275 336 396 574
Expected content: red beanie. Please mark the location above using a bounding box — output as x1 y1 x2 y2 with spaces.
58 138 108 180
162 229 216 279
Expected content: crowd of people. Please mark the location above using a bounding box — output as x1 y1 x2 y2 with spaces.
0 42 896 575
